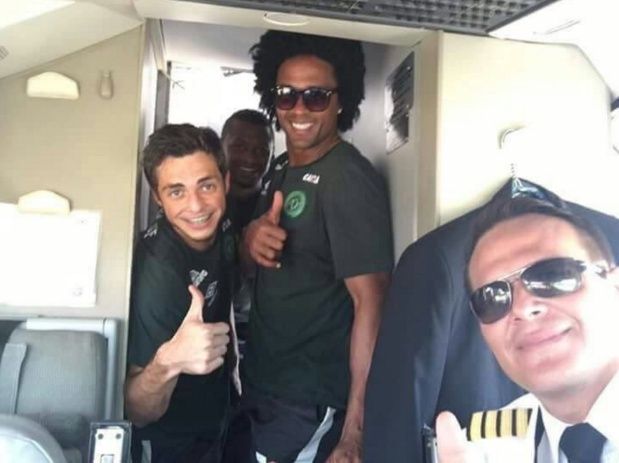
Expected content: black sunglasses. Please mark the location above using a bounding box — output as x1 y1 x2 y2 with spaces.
469 257 607 324
273 85 338 112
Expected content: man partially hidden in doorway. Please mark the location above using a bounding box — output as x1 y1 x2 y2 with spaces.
125 124 239 463
220 110 272 463
242 31 393 463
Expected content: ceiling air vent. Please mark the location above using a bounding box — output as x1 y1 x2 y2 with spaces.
0 46 8 61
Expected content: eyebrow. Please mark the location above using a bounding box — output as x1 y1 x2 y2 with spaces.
160 176 216 192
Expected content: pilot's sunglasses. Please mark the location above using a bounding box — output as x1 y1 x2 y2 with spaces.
273 85 338 112
469 257 607 324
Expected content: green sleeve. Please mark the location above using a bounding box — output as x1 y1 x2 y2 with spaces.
127 252 190 367
322 155 394 279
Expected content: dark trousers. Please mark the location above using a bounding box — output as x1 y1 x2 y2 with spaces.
132 433 223 463
242 388 345 463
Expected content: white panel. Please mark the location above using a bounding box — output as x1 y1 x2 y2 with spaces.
437 33 617 223
0 203 101 308
0 3 142 79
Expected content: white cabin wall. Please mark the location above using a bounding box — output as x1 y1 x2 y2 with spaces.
348 42 389 167
435 33 617 225
0 27 143 323
352 34 441 260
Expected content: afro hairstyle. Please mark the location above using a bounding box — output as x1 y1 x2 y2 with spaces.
250 30 365 132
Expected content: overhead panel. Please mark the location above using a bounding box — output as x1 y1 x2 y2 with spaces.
182 0 557 35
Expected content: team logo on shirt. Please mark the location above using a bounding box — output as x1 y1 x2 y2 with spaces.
302 173 320 184
260 180 272 196
284 191 306 218
144 222 158 238
190 269 208 287
205 281 218 307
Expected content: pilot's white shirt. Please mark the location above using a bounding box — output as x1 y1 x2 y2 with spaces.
464 372 619 463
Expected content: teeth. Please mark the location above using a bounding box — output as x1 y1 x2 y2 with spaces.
190 214 210 224
292 122 311 130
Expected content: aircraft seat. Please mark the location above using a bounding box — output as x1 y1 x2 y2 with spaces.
0 318 119 463
0 413 68 462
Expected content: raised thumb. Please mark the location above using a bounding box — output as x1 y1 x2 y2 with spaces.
436 411 469 462
267 191 284 225
184 285 205 323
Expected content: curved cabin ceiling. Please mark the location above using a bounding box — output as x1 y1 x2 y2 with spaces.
185 0 555 35
1 0 617 97
0 1 142 80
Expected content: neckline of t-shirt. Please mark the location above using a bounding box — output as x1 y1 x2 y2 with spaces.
161 214 223 257
283 140 345 171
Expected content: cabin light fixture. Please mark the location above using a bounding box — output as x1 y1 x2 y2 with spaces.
26 71 79 100
263 12 309 27
489 0 586 42
98 71 114 99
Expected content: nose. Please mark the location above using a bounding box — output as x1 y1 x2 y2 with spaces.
290 94 308 113
510 281 548 321
186 190 205 212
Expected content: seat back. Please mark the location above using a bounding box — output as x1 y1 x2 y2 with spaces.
0 320 115 462
0 413 68 463
8 328 107 421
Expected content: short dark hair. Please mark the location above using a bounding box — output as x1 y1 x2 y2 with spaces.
250 30 365 132
142 123 226 190
221 109 272 142
467 197 615 286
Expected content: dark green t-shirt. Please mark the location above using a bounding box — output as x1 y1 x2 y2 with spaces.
127 215 236 442
245 141 393 409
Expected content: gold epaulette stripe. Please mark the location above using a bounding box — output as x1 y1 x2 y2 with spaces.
467 408 533 441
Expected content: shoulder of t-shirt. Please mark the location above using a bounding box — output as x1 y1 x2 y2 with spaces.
136 217 188 273
321 141 382 183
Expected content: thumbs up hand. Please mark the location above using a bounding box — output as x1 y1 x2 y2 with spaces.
436 412 477 463
162 285 230 376
244 191 287 269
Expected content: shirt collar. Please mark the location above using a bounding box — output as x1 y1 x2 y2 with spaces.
587 370 619 446
539 371 619 461
539 405 568 463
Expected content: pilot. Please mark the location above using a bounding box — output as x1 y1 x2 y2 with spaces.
436 197 619 463
125 124 238 463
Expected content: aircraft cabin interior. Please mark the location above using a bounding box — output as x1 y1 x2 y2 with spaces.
0 0 618 461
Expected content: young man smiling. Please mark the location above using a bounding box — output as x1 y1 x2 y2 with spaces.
436 198 619 463
221 109 272 235
126 124 239 463
243 31 393 463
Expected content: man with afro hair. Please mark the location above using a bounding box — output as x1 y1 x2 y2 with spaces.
242 30 393 463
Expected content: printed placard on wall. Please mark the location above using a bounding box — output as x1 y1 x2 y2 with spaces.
0 203 100 307
385 52 414 154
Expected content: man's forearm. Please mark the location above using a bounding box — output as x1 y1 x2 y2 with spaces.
341 273 390 441
125 343 180 427
341 300 381 438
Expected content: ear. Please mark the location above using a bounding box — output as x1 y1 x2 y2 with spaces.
225 171 230 194
152 190 162 207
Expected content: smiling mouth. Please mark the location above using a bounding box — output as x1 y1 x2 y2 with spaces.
188 213 212 225
517 327 571 351
291 122 312 130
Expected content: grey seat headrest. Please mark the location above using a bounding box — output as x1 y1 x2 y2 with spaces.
0 413 68 463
